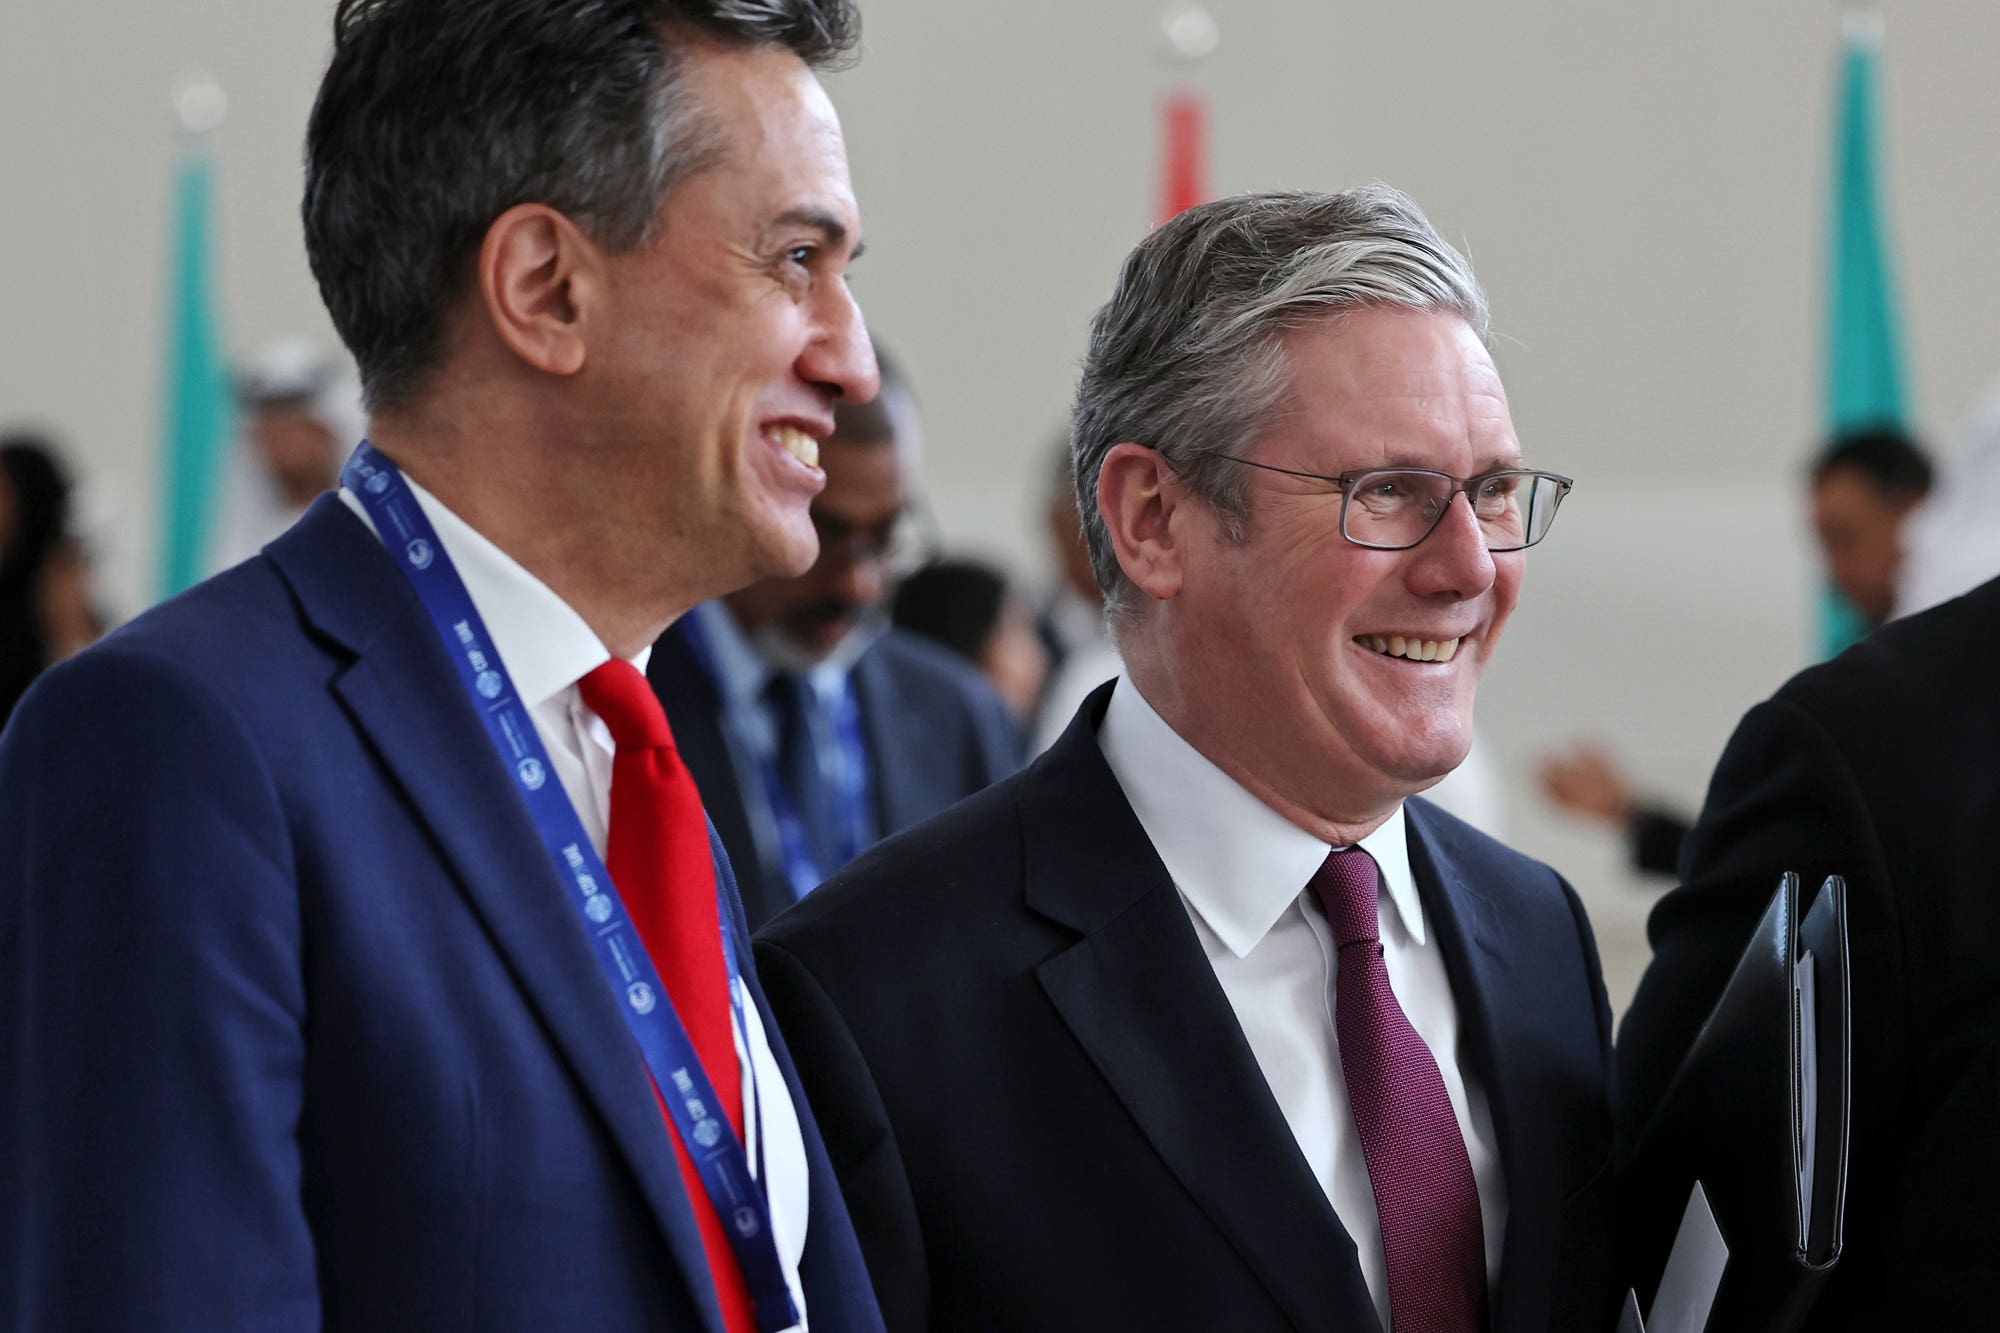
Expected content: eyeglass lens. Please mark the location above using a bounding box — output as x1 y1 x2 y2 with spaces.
812 509 928 571
1341 471 1567 551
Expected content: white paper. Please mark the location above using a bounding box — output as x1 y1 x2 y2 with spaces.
1647 1181 1729 1333
1795 948 1818 1233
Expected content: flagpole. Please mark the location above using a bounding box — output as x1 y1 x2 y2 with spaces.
1155 3 1219 226
1817 3 1908 656
157 73 232 598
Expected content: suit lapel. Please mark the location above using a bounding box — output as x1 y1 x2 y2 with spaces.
647 624 786 931
1025 687 1379 1333
1403 800 1557 1333
267 498 727 1333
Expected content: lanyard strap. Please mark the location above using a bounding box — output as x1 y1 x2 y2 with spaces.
342 443 798 1332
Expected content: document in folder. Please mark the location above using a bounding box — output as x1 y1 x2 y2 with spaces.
1794 951 1816 1230
1611 1182 1730 1333
1621 872 1851 1333
1647 1182 1729 1333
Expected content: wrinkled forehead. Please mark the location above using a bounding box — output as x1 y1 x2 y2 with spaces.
1262 310 1519 470
1284 308 1499 389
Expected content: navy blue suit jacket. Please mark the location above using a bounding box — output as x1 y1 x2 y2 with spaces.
648 619 1022 931
1618 575 2000 1326
0 496 885 1333
755 682 1618 1332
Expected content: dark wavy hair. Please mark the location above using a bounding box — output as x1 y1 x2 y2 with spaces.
303 0 861 410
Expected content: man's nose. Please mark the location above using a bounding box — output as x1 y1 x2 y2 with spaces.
1405 492 1496 599
831 551 884 607
801 282 879 405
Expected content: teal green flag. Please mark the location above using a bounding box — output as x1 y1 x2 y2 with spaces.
1819 11 1907 656
158 144 231 598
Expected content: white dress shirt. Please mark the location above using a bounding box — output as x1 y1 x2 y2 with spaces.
1096 676 1506 1330
341 480 812 1329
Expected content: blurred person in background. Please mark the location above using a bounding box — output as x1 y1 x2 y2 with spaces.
1032 432 1122 752
1 432 102 728
889 556 1049 721
1538 741 1690 878
650 346 1021 930
1539 424 1933 876
1809 425 1932 627
207 337 364 572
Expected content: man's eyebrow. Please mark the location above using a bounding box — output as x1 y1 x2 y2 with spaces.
771 206 864 260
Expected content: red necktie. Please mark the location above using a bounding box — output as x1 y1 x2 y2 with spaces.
578 659 756 1333
1311 845 1487 1333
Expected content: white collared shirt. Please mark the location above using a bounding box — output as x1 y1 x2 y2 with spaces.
341 481 812 1329
1096 676 1506 1330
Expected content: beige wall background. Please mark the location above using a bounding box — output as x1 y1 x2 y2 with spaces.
5 1 1998 1009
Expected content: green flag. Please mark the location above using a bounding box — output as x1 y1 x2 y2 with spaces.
1819 10 1907 656
158 143 231 598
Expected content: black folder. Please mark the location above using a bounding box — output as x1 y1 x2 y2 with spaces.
1621 872 1852 1332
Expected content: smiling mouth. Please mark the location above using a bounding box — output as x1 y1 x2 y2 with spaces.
767 425 821 468
1355 634 1461 662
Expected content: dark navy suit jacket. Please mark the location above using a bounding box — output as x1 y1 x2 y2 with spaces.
648 619 1021 931
0 496 885 1333
755 682 1619 1332
1619 575 2000 1327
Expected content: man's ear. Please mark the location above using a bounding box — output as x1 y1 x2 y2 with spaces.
475 204 601 378
1096 442 1187 603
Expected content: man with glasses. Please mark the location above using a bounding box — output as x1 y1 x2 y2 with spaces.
650 348 1021 930
753 187 1616 1332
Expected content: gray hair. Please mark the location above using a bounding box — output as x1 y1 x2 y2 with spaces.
1070 185 1489 623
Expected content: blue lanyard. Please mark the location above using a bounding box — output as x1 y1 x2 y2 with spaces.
680 611 873 900
342 443 799 1332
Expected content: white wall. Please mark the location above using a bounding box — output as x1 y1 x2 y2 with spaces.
6 0 1997 1010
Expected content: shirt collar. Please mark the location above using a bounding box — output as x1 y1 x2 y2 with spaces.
1095 675 1425 958
339 476 638 701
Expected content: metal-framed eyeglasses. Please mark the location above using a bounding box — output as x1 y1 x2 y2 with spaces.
1214 455 1575 552
810 499 938 576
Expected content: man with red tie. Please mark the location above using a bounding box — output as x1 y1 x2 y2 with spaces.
0 4 887 1331
755 187 1619 1332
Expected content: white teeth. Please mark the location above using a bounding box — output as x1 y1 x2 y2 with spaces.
1355 634 1463 662
770 426 819 468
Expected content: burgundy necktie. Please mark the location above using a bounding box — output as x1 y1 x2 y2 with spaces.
1311 845 1488 1333
579 659 757 1333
